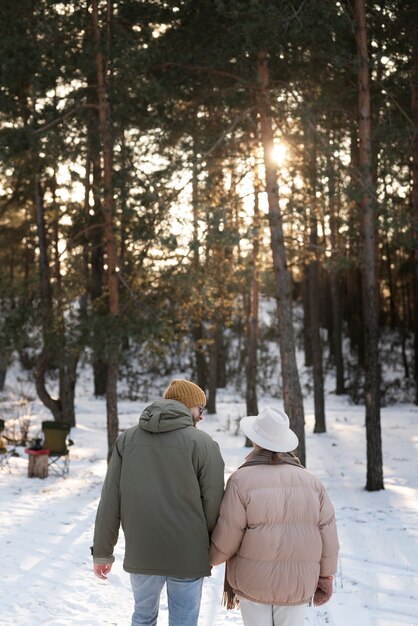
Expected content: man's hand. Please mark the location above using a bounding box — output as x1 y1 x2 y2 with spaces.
93 563 112 580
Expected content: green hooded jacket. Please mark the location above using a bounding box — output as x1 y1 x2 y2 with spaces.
93 399 225 577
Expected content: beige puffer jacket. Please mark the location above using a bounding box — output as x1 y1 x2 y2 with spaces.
210 462 339 606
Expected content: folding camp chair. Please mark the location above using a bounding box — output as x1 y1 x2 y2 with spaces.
41 421 73 477
0 418 14 472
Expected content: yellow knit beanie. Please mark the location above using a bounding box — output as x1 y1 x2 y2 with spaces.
163 379 206 409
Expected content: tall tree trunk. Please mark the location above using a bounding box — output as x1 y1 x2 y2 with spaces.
34 352 62 421
330 271 345 395
58 355 78 427
91 182 108 398
0 358 7 391
86 43 108 396
347 124 365 368
385 241 397 330
245 181 260 419
401 279 410 381
191 144 207 390
53 176 79 427
256 50 305 465
306 117 326 432
321 272 333 352
302 265 313 367
410 0 418 404
33 174 78 425
92 0 119 460
309 220 326 433
33 174 62 420
34 176 53 333
346 264 364 366
0 351 11 392
328 150 345 394
81 143 91 316
206 321 219 414
354 0 384 491
216 329 227 388
192 325 207 391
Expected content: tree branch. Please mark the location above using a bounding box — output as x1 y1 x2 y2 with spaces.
34 103 99 135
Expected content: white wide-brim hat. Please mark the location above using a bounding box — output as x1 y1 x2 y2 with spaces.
240 406 299 453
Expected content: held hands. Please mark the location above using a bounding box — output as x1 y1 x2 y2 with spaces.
93 563 113 580
313 576 334 606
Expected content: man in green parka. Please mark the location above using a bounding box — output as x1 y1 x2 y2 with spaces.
92 379 225 626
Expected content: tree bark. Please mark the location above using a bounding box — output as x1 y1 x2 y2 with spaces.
206 321 220 414
87 66 108 396
410 0 418 404
347 124 365 368
81 139 91 317
216 329 227 389
34 175 53 327
34 350 62 421
52 175 78 427
191 143 207 390
32 176 78 426
58 354 78 427
92 0 120 460
0 352 9 391
327 150 345 394
245 181 260 418
306 118 326 432
302 265 313 367
33 175 62 420
192 325 207 391
354 0 384 491
309 240 326 433
256 50 305 465
384 241 397 330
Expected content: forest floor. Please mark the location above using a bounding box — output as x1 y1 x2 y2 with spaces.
1 367 418 626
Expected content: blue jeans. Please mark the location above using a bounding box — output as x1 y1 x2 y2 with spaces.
130 574 203 626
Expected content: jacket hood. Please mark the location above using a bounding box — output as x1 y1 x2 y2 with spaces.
139 399 194 433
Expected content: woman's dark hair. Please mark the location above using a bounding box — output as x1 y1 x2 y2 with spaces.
270 451 283 464
257 447 300 465
255 447 283 464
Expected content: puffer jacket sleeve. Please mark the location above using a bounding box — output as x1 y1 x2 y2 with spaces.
318 486 340 576
209 476 247 566
92 434 124 564
197 439 225 534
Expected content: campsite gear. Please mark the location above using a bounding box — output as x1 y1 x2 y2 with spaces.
25 447 50 478
42 421 73 477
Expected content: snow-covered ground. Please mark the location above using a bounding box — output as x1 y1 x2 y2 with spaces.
1 371 418 626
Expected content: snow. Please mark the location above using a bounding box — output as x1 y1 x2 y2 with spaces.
1 373 418 626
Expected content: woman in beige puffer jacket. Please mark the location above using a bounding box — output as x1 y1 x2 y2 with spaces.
210 407 339 626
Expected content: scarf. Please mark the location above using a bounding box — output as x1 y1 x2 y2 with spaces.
222 448 304 610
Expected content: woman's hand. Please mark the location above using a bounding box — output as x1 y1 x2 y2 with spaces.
313 576 334 606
